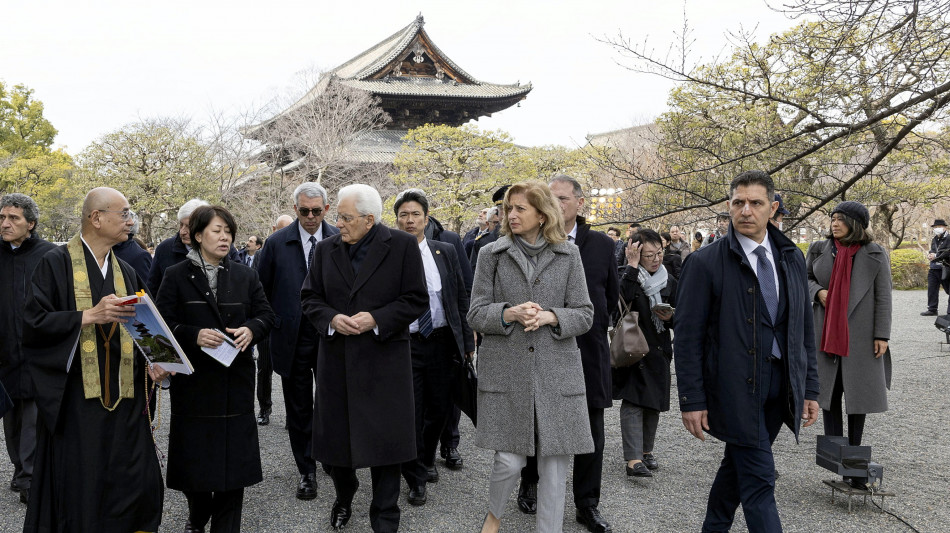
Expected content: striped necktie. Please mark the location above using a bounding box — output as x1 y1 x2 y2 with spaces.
418 308 434 337
753 245 781 359
307 235 317 271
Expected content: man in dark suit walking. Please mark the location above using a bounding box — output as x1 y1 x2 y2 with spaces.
393 189 475 507
255 182 339 500
514 176 619 532
242 235 262 269
301 184 428 532
675 170 819 532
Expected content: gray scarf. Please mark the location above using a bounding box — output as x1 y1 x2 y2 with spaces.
638 264 668 333
512 235 548 280
187 248 224 298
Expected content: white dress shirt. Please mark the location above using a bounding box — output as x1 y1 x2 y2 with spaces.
299 223 324 265
409 238 446 333
735 231 781 302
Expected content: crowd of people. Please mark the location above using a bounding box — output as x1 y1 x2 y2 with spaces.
0 169 899 532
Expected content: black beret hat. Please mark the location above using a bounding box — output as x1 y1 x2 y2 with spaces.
831 201 869 229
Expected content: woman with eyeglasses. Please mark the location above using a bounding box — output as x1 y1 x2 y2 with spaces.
612 229 677 478
156 205 275 533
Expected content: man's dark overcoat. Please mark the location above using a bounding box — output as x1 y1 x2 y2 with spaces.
425 216 473 295
572 218 620 408
674 223 820 446
300 224 428 468
425 239 475 358
113 235 152 282
255 219 339 377
156 258 275 492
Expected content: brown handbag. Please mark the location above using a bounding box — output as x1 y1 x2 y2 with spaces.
610 294 651 368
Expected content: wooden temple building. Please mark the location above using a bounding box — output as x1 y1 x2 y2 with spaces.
249 14 531 169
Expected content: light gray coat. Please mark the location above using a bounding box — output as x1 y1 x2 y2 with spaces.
468 236 595 457
806 239 892 414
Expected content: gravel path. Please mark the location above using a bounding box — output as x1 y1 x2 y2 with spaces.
2 289 947 532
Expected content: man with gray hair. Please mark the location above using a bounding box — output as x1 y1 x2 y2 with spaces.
301 183 428 531
0 193 56 505
255 182 339 500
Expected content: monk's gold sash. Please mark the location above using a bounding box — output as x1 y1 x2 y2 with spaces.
67 234 135 410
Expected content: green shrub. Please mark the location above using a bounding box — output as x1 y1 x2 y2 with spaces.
890 248 928 289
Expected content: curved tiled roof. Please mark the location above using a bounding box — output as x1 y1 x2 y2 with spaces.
339 78 531 99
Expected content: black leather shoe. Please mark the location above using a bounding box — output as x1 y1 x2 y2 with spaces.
426 465 439 483
922 310 938 316
642 453 659 471
625 462 653 477
330 500 352 529
576 506 612 533
8 480 16 491
443 447 463 470
19 487 29 505
296 472 317 500
408 484 427 506
184 520 204 533
257 410 270 426
517 481 537 514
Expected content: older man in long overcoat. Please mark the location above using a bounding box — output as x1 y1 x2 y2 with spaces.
301 184 428 533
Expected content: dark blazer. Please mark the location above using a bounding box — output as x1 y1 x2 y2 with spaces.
469 226 500 273
462 226 480 257
255 219 339 377
612 265 676 411
573 218 620 408
673 223 819 446
929 232 950 269
426 239 475 357
113 236 153 282
425 216 473 295
156 258 275 492
147 234 239 295
301 224 428 468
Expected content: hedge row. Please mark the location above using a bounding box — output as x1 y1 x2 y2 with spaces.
791 242 928 290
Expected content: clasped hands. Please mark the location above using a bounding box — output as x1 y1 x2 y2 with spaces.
331 312 376 335
504 302 558 332
197 327 254 352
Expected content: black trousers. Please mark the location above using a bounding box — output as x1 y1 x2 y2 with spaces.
439 406 461 450
330 464 401 533
184 488 244 533
521 406 605 508
282 325 318 475
2 397 37 491
401 328 456 488
926 267 950 312
256 341 273 414
822 362 866 446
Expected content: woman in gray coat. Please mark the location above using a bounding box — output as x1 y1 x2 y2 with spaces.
806 201 892 486
468 181 594 533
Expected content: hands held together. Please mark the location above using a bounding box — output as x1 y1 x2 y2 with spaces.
504 302 558 332
331 312 377 336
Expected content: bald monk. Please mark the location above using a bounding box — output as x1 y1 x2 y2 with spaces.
22 187 169 533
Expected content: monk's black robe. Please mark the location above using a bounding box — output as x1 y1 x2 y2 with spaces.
22 244 163 533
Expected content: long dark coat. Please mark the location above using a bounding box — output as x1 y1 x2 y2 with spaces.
573 219 620 408
300 225 429 468
156 258 275 492
255 219 339 377
611 265 677 412
805 239 892 414
0 235 56 399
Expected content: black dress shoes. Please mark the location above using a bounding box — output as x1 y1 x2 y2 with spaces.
517 481 537 514
576 506 612 533
425 465 439 483
330 500 352 529
642 453 659 471
19 487 29 504
257 409 270 426
184 520 204 533
442 447 464 469
408 484 427 506
626 462 653 477
296 472 317 500
922 310 938 316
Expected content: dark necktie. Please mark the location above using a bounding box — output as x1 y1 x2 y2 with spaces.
753 245 781 358
418 308 434 337
307 235 317 270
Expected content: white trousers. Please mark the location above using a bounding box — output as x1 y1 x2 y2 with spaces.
488 451 570 533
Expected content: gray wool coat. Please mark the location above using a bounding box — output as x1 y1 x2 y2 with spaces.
806 239 893 414
467 236 595 457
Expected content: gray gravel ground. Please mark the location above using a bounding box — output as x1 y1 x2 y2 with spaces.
2 289 948 532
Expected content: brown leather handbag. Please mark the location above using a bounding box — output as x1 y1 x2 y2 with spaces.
610 294 650 368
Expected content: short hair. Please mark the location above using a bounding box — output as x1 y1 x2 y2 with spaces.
607 226 621 236
629 223 641 229
178 199 210 222
501 181 566 244
729 170 775 200
661 231 671 243
248 235 261 246
337 184 382 225
129 211 141 236
0 193 40 236
824 213 873 246
488 206 500 219
189 205 238 245
394 188 429 216
548 173 584 198
293 182 328 205
631 228 663 248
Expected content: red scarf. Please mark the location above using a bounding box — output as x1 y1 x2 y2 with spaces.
820 239 860 357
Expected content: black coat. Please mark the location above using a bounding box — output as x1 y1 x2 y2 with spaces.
662 247 682 279
113 235 152 282
425 239 475 358
0 236 56 399
255 219 339 377
674 223 820 446
147 234 240 296
425 216 474 295
156 258 275 492
300 225 428 468
929 232 950 269
469 226 500 273
573 219 620 408
611 265 676 411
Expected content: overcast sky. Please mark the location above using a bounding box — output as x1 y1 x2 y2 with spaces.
2 0 802 155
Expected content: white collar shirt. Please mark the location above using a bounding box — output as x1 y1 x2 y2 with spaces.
409 238 446 333
299 222 324 265
736 231 780 301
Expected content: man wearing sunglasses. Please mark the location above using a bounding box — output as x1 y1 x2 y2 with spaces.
255 182 339 501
